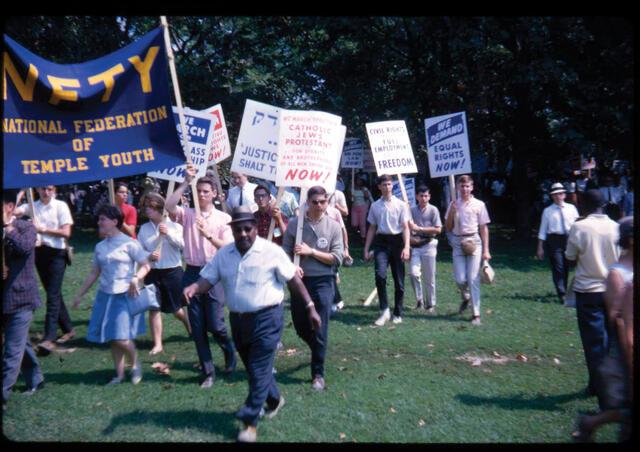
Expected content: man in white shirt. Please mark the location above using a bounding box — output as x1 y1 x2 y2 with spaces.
565 189 620 408
226 172 258 213
536 182 580 303
15 186 75 353
183 206 320 443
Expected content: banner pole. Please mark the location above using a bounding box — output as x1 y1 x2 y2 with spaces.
351 168 355 194
267 186 286 242
293 188 308 267
107 179 115 205
448 174 456 204
160 15 200 218
363 288 378 306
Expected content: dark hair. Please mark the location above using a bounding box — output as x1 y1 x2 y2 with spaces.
2 188 19 204
96 204 124 228
377 175 393 184
196 176 217 192
140 192 165 212
618 216 633 250
115 181 129 192
416 184 430 194
254 184 271 196
457 174 474 185
307 185 328 198
582 189 606 213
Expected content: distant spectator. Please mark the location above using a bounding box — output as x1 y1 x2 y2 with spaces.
598 174 624 221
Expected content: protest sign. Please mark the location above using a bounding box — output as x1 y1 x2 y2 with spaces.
276 109 345 191
231 99 281 181
424 112 472 178
3 27 185 189
362 147 377 173
147 107 214 182
341 137 364 169
203 104 231 165
393 176 416 206
365 120 417 176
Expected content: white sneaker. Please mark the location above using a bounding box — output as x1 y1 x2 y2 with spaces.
392 316 402 324
336 301 345 310
374 309 391 326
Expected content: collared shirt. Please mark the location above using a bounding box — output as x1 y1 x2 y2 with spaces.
173 206 233 267
22 198 73 249
445 195 490 235
537 202 580 240
254 207 288 245
283 213 343 276
367 195 410 235
137 220 184 269
200 237 296 313
226 181 258 212
411 203 442 230
565 214 620 293
92 232 148 294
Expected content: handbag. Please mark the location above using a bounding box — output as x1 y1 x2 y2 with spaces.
410 232 431 248
480 259 495 284
127 284 160 316
460 238 477 256
63 238 73 266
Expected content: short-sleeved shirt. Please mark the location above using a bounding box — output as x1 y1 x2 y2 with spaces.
537 202 579 240
445 196 490 235
565 214 620 293
22 198 74 249
137 220 184 269
200 237 296 313
329 190 348 215
119 203 138 239
352 188 371 207
173 206 232 267
411 203 442 230
367 195 410 235
93 232 148 294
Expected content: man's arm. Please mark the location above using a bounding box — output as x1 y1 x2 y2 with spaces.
363 222 377 261
479 223 491 261
287 275 321 331
182 277 214 305
166 164 196 215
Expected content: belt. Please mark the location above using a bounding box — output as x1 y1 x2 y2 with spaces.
231 303 280 317
186 264 203 270
454 233 477 237
376 233 402 237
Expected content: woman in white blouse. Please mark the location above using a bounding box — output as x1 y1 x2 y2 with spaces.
72 205 151 385
137 193 191 355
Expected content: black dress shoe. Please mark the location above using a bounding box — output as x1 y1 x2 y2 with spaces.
22 381 45 396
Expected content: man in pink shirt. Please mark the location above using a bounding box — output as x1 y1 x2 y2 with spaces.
445 174 492 326
166 164 237 389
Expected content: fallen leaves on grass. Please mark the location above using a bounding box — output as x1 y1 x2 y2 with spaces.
151 362 171 375
337 366 347 371
471 359 482 367
285 348 298 356
389 407 397 413
486 309 493 315
516 354 528 362
456 353 512 366
378 373 386 380
553 358 561 365
339 432 346 440
418 419 426 427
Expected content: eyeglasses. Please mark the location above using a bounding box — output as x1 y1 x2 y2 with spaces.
233 226 254 234
310 199 327 205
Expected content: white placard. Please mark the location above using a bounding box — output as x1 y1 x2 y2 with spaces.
424 111 472 178
276 109 344 190
341 137 364 168
393 176 416 206
202 104 231 165
231 99 280 181
365 120 417 175
148 107 214 182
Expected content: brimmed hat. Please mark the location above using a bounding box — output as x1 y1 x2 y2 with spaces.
549 183 566 195
228 205 256 225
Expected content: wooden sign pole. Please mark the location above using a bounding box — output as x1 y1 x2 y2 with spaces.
293 188 308 267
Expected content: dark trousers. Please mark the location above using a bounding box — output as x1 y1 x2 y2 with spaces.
374 234 405 317
2 310 44 403
35 246 73 341
183 265 235 377
231 304 283 427
545 234 569 300
291 275 334 379
575 291 609 410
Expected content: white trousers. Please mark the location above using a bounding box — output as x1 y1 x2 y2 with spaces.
409 240 438 307
450 234 482 317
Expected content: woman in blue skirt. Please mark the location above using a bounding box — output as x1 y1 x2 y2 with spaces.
72 205 151 385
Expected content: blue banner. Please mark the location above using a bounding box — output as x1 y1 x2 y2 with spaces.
3 27 186 188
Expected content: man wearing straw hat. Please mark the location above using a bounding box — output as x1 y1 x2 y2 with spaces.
536 182 580 303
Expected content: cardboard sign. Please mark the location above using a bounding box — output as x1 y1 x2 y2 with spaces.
362 147 377 173
3 28 186 188
276 110 344 190
147 107 214 182
393 176 416 206
365 120 417 175
341 137 364 168
424 112 472 178
231 99 280 181
202 104 231 165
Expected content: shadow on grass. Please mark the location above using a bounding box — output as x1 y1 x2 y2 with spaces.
331 307 472 326
456 390 586 412
101 408 238 439
504 292 561 304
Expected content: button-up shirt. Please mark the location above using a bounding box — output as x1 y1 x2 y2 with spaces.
172 206 232 267
200 237 296 313
537 202 579 240
92 233 148 294
22 198 73 249
367 195 410 235
137 220 184 269
226 181 259 212
445 195 490 235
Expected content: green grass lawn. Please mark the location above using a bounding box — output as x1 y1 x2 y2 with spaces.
2 225 620 442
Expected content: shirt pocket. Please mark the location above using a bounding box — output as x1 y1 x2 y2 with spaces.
241 265 265 286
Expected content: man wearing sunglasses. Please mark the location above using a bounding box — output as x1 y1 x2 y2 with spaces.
183 206 320 442
283 186 343 391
